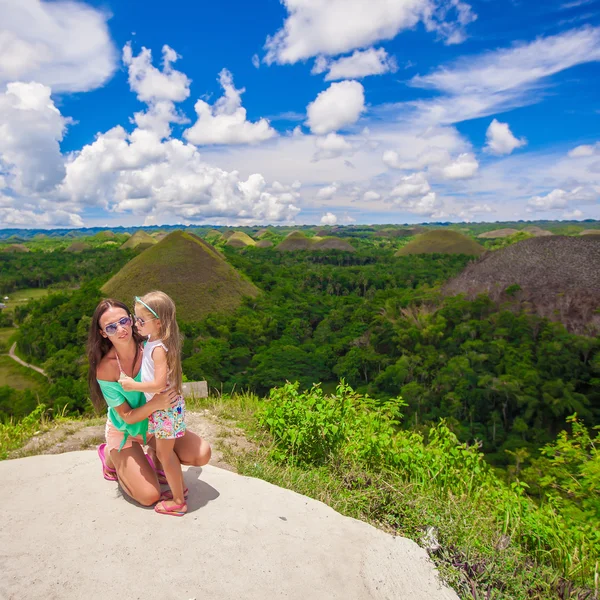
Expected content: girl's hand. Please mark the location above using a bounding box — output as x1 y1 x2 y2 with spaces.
119 373 136 391
152 388 179 411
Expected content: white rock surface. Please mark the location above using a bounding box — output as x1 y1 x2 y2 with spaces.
0 451 458 600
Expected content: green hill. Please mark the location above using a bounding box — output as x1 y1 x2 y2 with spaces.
226 231 256 248
102 230 260 321
120 230 157 250
256 239 274 248
444 236 600 333
276 231 355 252
65 242 90 253
276 231 312 251
395 230 485 256
477 228 519 239
3 244 30 253
93 230 116 240
313 238 356 252
523 225 552 237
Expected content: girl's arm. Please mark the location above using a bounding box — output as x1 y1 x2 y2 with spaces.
113 388 178 424
120 347 169 394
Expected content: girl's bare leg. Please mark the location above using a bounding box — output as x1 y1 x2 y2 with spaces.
108 443 161 506
156 438 186 510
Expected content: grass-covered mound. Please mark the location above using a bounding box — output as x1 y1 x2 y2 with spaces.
226 232 256 248
444 236 600 332
93 230 115 240
381 226 425 238
102 230 260 321
277 231 355 252
256 239 274 248
3 244 30 253
395 230 485 256
65 242 90 253
523 225 553 236
477 228 519 239
276 231 312 251
313 238 356 252
581 229 600 236
120 230 157 250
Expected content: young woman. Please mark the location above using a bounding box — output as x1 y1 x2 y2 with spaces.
88 298 211 506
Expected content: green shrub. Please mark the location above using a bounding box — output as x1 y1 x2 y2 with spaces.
258 382 599 593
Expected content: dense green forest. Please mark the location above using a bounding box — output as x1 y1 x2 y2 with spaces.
5 241 598 474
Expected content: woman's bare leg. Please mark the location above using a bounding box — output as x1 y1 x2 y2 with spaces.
173 430 211 467
155 438 186 511
109 443 161 506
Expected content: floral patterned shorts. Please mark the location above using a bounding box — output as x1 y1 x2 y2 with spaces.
148 395 186 439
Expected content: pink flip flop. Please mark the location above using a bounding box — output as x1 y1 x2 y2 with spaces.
97 443 118 481
154 501 187 517
159 487 189 502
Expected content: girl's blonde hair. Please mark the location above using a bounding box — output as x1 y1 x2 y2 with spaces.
136 291 183 394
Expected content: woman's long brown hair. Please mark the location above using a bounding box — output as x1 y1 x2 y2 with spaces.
87 299 145 412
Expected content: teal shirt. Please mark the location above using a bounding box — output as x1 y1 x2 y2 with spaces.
97 370 148 451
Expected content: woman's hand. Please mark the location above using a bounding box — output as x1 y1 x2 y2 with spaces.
118 373 136 391
152 388 179 411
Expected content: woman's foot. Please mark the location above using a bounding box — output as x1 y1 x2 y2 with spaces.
97 443 118 481
154 500 187 516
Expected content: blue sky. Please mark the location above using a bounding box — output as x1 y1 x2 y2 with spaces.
0 0 599 228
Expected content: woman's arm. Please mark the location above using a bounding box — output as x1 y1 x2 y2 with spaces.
120 347 168 394
113 388 179 424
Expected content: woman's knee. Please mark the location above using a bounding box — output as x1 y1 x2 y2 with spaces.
135 487 160 506
189 441 211 467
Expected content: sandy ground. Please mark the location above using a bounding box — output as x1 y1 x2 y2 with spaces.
0 451 458 600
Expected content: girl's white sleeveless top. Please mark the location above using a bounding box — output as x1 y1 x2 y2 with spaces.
142 337 168 401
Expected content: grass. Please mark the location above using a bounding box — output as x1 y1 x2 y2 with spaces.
0 327 16 347
395 230 486 256
1 288 53 314
102 230 260 321
190 388 599 600
0 355 46 389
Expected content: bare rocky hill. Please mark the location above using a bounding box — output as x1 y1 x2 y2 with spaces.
444 236 600 333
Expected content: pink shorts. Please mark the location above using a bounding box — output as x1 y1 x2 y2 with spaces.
105 420 154 454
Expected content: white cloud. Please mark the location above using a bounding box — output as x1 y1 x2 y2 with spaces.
485 119 526 155
527 186 598 210
0 82 70 195
568 143 599 158
314 133 353 160
363 190 381 201
123 43 191 103
409 26 600 126
306 81 365 135
184 69 276 145
252 54 260 69
320 212 337 225
441 152 479 179
317 184 339 199
390 172 431 198
562 208 583 219
264 0 476 65
0 206 83 227
315 48 398 81
0 0 116 92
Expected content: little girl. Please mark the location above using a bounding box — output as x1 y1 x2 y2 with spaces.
119 291 187 516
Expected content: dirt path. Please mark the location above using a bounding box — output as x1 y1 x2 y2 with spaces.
9 409 255 472
8 342 48 378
